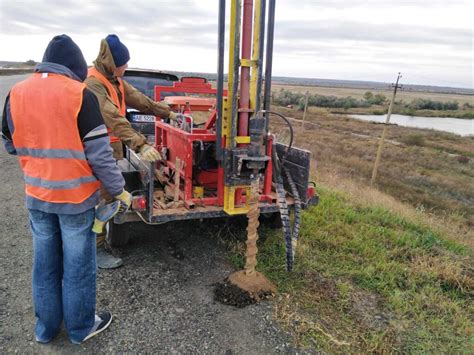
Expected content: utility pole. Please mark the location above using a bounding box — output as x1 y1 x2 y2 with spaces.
370 72 402 186
301 91 309 132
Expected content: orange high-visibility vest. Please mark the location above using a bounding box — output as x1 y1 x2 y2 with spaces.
87 67 125 143
10 73 100 204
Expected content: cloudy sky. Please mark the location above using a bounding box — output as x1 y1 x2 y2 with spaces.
0 0 472 88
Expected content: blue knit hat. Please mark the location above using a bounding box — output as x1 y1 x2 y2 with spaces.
42 34 88 81
105 34 130 67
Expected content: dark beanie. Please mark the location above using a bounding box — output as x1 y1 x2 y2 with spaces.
42 34 88 81
105 34 130 67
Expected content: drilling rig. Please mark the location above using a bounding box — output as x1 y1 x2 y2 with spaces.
113 0 317 280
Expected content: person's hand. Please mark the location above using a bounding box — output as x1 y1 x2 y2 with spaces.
139 144 161 162
169 112 188 126
114 189 132 209
174 113 186 125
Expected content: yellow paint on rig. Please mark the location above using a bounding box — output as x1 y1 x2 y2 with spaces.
240 59 257 67
235 136 251 144
222 0 253 216
249 0 262 112
222 97 232 146
223 185 252 215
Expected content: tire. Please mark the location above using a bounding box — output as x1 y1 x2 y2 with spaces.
260 212 283 229
107 221 132 247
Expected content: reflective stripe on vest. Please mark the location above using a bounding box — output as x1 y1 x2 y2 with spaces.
10 73 100 204
87 67 125 143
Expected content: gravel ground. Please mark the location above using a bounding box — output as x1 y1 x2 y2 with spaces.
0 75 307 354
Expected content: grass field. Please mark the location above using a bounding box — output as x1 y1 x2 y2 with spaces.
222 182 473 352
257 187 472 353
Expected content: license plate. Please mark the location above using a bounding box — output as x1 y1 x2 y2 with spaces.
130 113 156 122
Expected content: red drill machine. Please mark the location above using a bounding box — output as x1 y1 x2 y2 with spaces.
113 0 317 271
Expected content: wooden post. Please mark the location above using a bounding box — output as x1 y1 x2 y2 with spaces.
371 73 402 186
301 91 309 132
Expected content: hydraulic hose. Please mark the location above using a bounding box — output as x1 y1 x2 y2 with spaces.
260 110 293 166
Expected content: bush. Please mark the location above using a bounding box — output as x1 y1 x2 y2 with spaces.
363 91 373 101
371 93 387 105
372 109 385 115
273 89 371 110
401 107 416 116
456 155 469 164
273 88 304 107
443 101 459 110
363 91 386 105
409 98 459 111
402 134 425 146
460 111 474 119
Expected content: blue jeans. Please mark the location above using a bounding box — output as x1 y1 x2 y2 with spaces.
29 208 96 344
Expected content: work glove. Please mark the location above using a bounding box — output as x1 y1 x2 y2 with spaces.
174 113 186 125
139 144 161 162
169 112 188 126
92 201 121 234
114 189 132 224
114 189 132 209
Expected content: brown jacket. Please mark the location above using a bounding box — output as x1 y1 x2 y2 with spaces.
85 39 172 159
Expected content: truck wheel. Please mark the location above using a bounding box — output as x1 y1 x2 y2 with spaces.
107 222 132 247
260 212 283 229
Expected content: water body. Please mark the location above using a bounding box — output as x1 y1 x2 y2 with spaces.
349 114 473 137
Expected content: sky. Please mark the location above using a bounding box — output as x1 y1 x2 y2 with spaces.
0 0 472 88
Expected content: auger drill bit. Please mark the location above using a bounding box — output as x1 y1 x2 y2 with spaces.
226 175 276 303
244 177 260 275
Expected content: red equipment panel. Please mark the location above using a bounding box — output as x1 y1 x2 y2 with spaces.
155 122 218 207
154 77 275 210
155 78 223 207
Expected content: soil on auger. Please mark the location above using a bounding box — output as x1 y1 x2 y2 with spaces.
213 278 274 308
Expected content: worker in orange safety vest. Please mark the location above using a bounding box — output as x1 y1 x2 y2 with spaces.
2 34 131 344
86 34 186 269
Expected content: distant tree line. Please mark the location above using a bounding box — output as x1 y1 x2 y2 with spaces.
272 89 387 110
408 98 458 110
273 89 462 112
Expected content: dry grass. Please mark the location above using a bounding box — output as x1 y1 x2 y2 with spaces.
270 105 474 229
410 254 474 294
314 168 473 249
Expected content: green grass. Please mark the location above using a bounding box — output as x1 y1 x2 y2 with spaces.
251 187 473 353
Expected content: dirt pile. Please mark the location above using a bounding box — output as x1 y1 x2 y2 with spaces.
214 276 275 308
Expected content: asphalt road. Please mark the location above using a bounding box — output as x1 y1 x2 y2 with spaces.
0 75 305 354
0 74 29 112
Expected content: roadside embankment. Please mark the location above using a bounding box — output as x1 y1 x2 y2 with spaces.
252 184 473 353
0 68 34 76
